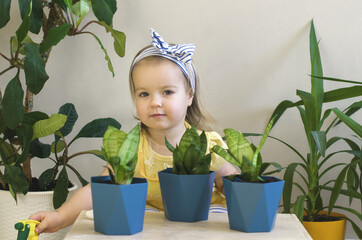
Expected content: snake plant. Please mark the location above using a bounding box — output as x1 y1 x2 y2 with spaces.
212 117 281 182
101 125 140 185
165 126 211 175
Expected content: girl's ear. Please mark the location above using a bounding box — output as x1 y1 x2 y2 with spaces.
187 88 194 106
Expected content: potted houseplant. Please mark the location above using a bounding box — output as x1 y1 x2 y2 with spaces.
0 1 125 239
33 103 122 209
212 118 284 232
91 124 148 235
0 103 121 240
267 21 362 239
158 126 215 222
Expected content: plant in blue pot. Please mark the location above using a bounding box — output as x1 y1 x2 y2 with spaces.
90 124 148 235
158 126 215 222
212 118 284 232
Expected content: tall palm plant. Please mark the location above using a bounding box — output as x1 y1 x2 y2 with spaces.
267 20 362 237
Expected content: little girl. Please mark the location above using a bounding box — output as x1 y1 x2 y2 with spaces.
30 29 237 234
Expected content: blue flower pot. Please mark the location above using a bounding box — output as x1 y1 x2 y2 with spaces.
223 175 284 232
90 176 148 235
158 168 216 222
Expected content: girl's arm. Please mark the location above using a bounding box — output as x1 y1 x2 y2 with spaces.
214 162 238 194
30 167 109 234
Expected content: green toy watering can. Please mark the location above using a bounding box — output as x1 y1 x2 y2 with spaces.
14 220 40 240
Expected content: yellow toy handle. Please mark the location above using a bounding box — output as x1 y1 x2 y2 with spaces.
16 220 40 240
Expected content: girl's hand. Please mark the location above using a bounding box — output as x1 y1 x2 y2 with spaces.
29 211 64 234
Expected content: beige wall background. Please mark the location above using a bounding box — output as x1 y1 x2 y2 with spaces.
1 0 361 238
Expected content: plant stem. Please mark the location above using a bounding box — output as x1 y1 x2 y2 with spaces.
78 20 97 33
0 66 16 76
24 87 33 113
0 171 6 189
23 156 32 184
68 151 94 161
0 52 11 62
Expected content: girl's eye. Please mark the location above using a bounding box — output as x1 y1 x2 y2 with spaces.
163 90 174 95
139 92 149 97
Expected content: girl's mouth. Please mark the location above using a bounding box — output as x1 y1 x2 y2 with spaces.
151 114 165 118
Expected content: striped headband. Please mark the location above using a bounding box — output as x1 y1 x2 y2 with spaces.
132 29 196 94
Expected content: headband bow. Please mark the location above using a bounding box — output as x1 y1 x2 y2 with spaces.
131 29 196 94
151 29 195 64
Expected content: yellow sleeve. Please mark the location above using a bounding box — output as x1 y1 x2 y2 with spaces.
205 131 227 172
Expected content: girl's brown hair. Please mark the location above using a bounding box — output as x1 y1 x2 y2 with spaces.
129 45 216 131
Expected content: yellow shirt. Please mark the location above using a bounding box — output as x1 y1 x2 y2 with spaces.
134 123 227 210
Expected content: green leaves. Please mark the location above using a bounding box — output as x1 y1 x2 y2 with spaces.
0 0 11 28
213 125 279 182
30 139 51 158
332 108 362 138
72 0 91 25
111 29 126 57
118 125 140 166
18 0 42 34
211 145 239 166
39 24 71 54
57 103 79 139
91 0 116 26
102 125 140 184
1 74 24 129
4 165 29 196
103 126 126 159
252 116 276 167
309 20 324 123
32 114 67 141
91 22 127 76
311 131 326 157
39 168 56 189
69 118 121 145
166 126 211 175
24 43 49 95
268 22 362 235
16 1 32 46
87 32 115 77
53 167 69 209
29 0 43 34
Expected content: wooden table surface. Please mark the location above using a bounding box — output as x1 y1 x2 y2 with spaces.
64 210 312 240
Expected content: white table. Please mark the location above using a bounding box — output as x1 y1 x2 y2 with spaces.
64 211 312 240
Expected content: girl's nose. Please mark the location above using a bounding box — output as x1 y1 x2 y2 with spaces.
150 95 162 107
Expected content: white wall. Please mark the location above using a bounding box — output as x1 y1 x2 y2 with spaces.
1 0 361 238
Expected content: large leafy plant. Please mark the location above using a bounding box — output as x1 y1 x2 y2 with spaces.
0 0 126 207
165 126 211 175
0 102 121 208
101 125 140 185
36 103 121 208
212 118 281 182
267 21 362 237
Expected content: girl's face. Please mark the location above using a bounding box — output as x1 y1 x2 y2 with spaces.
132 59 193 132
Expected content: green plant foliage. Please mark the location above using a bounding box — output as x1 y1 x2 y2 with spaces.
32 114 67 141
39 24 72 54
0 0 11 28
0 0 126 209
28 0 43 34
165 126 212 175
102 125 140 185
91 0 117 26
266 21 362 237
27 104 121 208
24 43 49 95
212 118 281 182
1 74 24 129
